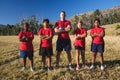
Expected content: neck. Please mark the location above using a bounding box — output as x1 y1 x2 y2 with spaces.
61 18 65 21
95 26 99 28
24 29 28 31
44 26 48 29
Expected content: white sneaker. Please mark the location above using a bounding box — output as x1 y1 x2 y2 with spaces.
30 67 34 72
101 65 104 70
21 67 26 71
68 65 74 70
90 65 95 69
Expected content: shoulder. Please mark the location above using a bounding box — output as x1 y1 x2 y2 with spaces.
56 20 61 23
82 27 87 30
65 20 71 23
29 31 34 34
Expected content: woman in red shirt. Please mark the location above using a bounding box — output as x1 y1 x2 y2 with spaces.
74 21 89 70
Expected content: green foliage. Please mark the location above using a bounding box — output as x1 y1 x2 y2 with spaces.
115 24 120 30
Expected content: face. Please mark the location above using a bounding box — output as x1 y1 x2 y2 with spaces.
43 21 49 27
60 12 66 19
23 24 29 31
94 20 100 27
77 22 82 28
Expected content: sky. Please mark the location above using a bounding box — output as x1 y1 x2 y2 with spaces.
0 0 120 25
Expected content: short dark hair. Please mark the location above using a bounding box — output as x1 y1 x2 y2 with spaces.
79 21 83 24
43 19 49 23
23 22 29 27
94 18 100 24
61 11 66 14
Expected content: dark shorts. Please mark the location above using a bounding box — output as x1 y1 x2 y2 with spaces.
91 43 104 53
39 47 53 56
20 50 33 59
75 46 85 50
56 39 71 52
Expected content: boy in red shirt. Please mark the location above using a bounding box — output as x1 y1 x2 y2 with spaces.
38 19 54 71
90 19 105 70
74 21 89 70
18 22 34 72
54 11 73 70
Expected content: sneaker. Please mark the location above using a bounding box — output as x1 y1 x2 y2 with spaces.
21 67 26 71
48 67 53 71
90 65 95 69
41 66 46 71
100 65 104 70
82 64 90 69
30 67 34 72
55 64 59 69
68 65 74 70
76 66 80 70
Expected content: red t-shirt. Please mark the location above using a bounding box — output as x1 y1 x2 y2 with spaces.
90 27 105 44
74 28 87 47
39 28 53 48
55 20 71 39
18 31 34 50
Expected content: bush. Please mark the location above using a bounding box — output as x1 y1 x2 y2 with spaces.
115 24 120 30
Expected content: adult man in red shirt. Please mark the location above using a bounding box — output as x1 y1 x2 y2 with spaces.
54 11 73 70
18 22 34 72
90 19 105 70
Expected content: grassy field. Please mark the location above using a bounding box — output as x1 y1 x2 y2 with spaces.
0 23 120 80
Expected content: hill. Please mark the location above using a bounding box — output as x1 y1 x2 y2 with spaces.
68 5 120 29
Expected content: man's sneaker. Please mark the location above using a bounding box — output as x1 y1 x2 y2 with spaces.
100 65 104 70
30 67 34 72
76 66 80 70
48 67 53 71
90 65 95 69
68 65 74 70
21 67 26 71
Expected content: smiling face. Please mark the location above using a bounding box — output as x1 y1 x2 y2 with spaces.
43 21 49 28
42 19 49 28
77 21 83 28
94 19 100 27
60 11 66 20
23 23 29 31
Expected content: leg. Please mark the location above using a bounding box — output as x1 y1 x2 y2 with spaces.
81 50 85 65
81 50 89 69
91 52 97 65
29 58 33 67
42 55 46 67
76 49 80 67
66 51 72 64
21 58 26 67
98 52 104 65
56 51 61 65
47 56 52 67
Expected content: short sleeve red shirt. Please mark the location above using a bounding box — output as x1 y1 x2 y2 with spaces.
90 27 105 44
18 31 34 50
74 28 87 47
55 20 71 39
39 28 53 48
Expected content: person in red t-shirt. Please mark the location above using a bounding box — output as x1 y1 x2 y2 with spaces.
18 22 34 72
74 21 89 70
90 19 105 70
54 11 73 70
38 19 54 71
